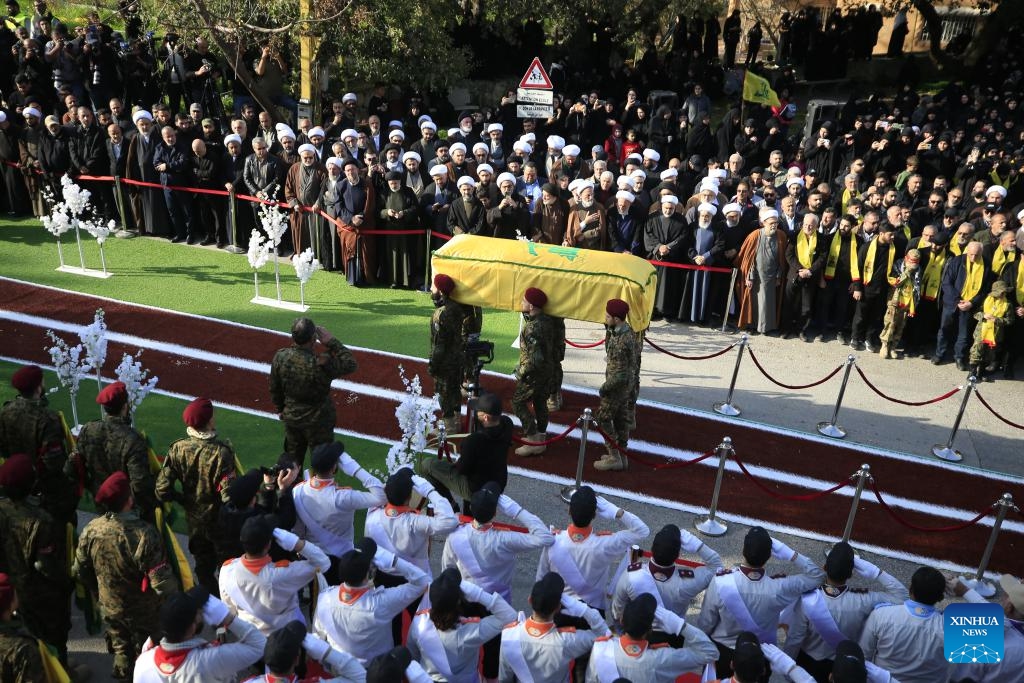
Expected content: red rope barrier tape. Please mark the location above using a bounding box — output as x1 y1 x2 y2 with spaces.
589 423 714 469
510 421 577 446
869 481 992 532
644 337 735 361
854 366 961 407
430 230 453 241
974 391 1024 431
746 348 843 390
565 338 606 349
647 260 734 274
733 457 851 501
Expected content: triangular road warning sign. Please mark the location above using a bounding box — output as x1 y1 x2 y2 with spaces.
518 57 553 90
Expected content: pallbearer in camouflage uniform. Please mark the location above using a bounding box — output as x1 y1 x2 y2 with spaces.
269 318 357 469
156 398 237 594
594 299 638 471
428 274 466 434
0 454 72 667
74 381 157 522
513 287 557 456
76 472 178 681
546 316 567 412
0 573 48 682
0 364 77 528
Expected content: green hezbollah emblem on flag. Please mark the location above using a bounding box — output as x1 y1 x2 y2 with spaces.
743 71 781 107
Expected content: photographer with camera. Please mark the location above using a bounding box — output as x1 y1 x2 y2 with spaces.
158 30 188 115
185 37 223 123
42 23 82 101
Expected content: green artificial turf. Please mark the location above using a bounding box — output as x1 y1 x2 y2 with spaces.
0 217 522 373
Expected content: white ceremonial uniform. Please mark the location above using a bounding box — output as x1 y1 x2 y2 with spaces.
293 470 386 557
584 625 718 683
610 541 724 626
442 509 554 602
498 610 608 683
407 589 518 683
536 512 650 611
364 490 459 575
859 600 951 683
133 617 266 683
951 589 1024 683
780 661 901 683
313 555 429 665
784 570 908 661
695 556 826 648
219 540 331 635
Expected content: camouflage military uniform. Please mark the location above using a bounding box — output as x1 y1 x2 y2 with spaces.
75 415 156 521
155 432 237 594
0 495 71 663
270 337 357 468
430 298 468 428
547 316 567 410
0 617 47 682
75 510 177 680
512 312 556 437
597 322 639 458
0 396 77 527
461 304 484 386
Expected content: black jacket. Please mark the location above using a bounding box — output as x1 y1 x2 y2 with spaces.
456 415 512 493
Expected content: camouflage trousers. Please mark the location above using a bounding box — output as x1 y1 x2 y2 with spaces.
282 410 335 470
512 372 553 436
596 393 631 454
187 525 219 596
879 302 909 346
432 366 463 420
104 606 160 680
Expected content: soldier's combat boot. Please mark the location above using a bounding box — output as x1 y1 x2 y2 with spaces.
515 434 547 456
878 343 891 359
594 450 626 471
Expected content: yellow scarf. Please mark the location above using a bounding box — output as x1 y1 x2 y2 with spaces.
960 259 983 301
862 239 894 286
826 233 860 281
1017 262 1024 310
920 246 946 301
992 248 1016 276
949 240 963 257
891 270 917 317
796 231 817 269
980 295 1008 347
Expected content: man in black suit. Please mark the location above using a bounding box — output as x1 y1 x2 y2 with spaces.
105 121 133 233
71 106 113 224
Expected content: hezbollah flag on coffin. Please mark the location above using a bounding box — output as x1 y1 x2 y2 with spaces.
431 235 657 330
742 70 781 107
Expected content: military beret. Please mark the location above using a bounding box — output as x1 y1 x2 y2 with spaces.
569 485 597 527
824 541 855 582
96 381 129 411
433 273 455 295
310 441 345 474
606 299 629 320
831 640 868 683
0 453 34 490
524 287 547 308
264 619 307 674
470 481 501 524
338 537 376 585
94 471 132 510
530 572 565 615
182 397 213 428
11 364 43 393
622 593 657 637
743 526 772 567
651 523 682 566
428 567 462 615
384 467 414 505
733 632 766 680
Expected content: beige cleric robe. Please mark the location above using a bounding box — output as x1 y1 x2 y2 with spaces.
284 161 328 255
734 227 789 329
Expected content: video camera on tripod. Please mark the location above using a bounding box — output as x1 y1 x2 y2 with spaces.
461 333 494 434
464 333 494 365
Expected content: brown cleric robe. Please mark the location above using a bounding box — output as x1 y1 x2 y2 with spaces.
284 160 327 256
734 227 788 329
333 177 377 285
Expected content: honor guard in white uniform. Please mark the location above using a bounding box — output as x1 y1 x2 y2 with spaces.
783 542 908 681
243 619 367 682
858 566 951 683
696 527 824 682
586 593 718 682
610 524 724 629
407 567 518 683
536 486 650 612
949 574 1024 683
133 587 266 682
219 517 331 635
441 483 555 603
292 441 386 582
763 639 900 683
366 646 435 683
313 537 430 666
499 573 610 683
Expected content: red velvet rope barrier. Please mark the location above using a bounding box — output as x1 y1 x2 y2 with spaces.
869 481 992 533
854 367 961 407
746 348 843 390
565 338 606 349
644 337 736 361
590 423 715 470
732 456 852 501
510 421 577 446
974 391 1024 431
648 259 734 274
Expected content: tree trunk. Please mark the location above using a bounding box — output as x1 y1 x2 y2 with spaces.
910 0 954 71
964 1 1023 68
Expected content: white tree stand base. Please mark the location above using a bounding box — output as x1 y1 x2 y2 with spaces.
57 265 112 279
250 295 308 312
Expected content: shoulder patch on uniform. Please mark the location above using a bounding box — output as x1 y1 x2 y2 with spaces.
650 642 669 649
274 560 290 568
502 621 520 630
221 558 237 567
678 568 695 579
627 562 643 572
770 572 788 579
463 617 482 623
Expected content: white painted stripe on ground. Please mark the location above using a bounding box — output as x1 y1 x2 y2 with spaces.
3 275 1018 483
2 352 1012 576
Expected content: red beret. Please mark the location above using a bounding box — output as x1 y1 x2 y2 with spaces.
524 287 547 308
606 298 629 320
0 573 13 613
433 274 455 295
0 454 35 489
94 471 131 509
11 364 42 393
96 381 128 410
182 398 214 428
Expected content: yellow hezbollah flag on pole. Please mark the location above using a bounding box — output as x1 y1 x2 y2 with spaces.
742 70 781 107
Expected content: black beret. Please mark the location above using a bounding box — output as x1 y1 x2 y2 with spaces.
264 620 307 673
384 467 414 506
530 572 565 615
470 481 501 524
622 593 657 638
338 537 377 585
310 441 345 474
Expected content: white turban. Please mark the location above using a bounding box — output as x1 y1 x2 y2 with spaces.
699 179 719 193
340 128 358 139
417 115 433 126
325 157 344 169
0 111 6 123
457 175 476 188
278 128 296 141
568 179 585 193
698 202 718 216
342 92 357 103
616 176 631 190
787 177 805 187
223 134 242 146
476 163 494 175
578 180 595 192
661 195 679 206
723 203 743 215
630 169 647 179
760 208 780 221
987 185 1008 199
402 151 421 163
429 164 448 177
388 119 402 128
487 123 503 133
298 143 317 155
626 153 643 164
659 169 678 180
449 142 467 154
308 126 325 138
643 149 661 162
275 123 290 132
513 141 533 154
497 172 516 186
420 121 437 131
473 142 488 154
520 132 536 143
562 144 581 157
447 128 460 138
547 135 565 150
131 110 152 123
711 168 727 179
615 190 636 202
390 130 406 141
